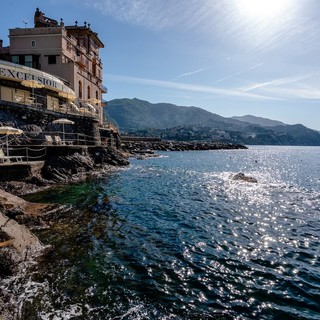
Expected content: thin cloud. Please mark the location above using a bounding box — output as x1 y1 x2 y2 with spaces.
213 63 263 84
260 85 320 100
172 67 208 81
243 74 314 92
248 63 264 70
105 73 278 100
241 73 320 100
86 0 197 30
84 1 317 53
85 0 226 32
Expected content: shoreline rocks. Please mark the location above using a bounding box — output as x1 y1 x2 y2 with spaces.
0 144 130 319
121 140 247 155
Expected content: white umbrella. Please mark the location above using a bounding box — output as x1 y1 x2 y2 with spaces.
87 98 100 105
86 103 96 112
0 126 23 156
82 102 96 114
52 119 74 144
58 91 77 102
69 102 80 112
21 79 44 99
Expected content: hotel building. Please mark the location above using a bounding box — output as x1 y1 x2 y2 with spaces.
0 8 113 145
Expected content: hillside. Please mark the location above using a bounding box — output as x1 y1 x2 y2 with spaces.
105 98 320 146
231 115 286 127
105 98 245 131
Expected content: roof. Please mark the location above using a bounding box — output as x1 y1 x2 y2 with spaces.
65 26 104 48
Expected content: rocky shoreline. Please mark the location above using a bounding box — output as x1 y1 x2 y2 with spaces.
0 140 246 319
122 140 247 154
0 145 130 319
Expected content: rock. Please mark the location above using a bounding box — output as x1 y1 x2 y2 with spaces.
121 140 247 154
232 172 258 183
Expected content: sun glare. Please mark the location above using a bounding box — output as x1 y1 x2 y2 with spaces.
236 0 290 20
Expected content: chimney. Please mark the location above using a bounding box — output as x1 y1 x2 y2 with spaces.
0 39 3 48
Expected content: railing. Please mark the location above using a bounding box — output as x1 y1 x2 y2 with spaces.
0 132 98 164
25 131 97 146
7 94 100 119
9 146 47 162
1 131 97 149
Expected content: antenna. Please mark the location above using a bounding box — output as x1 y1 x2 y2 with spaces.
23 20 29 28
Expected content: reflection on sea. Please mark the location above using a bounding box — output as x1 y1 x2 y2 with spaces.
7 146 320 319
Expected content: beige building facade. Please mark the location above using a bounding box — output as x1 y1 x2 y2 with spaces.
3 8 105 123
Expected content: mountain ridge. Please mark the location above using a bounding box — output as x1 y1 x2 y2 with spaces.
104 98 320 146
231 115 286 127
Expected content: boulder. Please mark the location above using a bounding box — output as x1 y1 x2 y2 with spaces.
232 172 258 183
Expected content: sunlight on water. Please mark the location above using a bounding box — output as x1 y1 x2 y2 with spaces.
3 146 320 319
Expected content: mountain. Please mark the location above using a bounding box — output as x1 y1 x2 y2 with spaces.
231 115 286 127
105 98 246 131
104 98 320 146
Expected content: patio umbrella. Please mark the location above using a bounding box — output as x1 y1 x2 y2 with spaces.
52 118 74 144
58 91 77 102
0 126 23 156
86 103 96 112
21 79 44 97
69 102 80 112
87 98 101 104
82 102 96 114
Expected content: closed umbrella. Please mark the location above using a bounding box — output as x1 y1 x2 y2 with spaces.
86 103 96 112
87 98 100 114
52 118 74 144
69 102 80 112
0 126 23 156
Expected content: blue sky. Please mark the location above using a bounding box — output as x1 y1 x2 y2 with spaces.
1 0 320 130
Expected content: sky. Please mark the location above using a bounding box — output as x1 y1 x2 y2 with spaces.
1 0 320 130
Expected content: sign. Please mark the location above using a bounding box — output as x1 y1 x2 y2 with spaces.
0 65 58 89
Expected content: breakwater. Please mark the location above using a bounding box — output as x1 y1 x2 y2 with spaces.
121 139 247 154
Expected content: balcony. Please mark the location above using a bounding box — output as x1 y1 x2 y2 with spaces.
75 56 86 68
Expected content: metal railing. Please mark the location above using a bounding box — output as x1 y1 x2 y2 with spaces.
8 146 47 162
9 93 100 119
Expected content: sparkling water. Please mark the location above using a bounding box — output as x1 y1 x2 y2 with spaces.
9 146 320 319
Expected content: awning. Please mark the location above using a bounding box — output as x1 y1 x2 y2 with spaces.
0 60 76 97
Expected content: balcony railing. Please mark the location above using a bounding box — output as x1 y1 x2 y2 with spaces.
4 93 100 120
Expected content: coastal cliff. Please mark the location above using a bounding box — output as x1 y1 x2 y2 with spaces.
0 145 130 319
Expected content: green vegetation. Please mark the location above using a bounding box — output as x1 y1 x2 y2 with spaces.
105 98 320 146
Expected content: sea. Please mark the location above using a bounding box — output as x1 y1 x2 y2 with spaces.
3 146 320 319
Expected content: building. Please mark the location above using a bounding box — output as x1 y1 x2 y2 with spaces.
0 7 106 124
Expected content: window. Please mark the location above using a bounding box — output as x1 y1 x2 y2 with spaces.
12 56 19 64
87 86 91 99
48 55 57 64
31 40 36 47
25 55 33 67
78 81 82 99
12 55 35 67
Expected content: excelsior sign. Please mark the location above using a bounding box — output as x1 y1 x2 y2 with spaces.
0 61 75 97
0 65 58 89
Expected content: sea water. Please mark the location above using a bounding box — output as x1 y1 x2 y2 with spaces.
7 146 320 319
